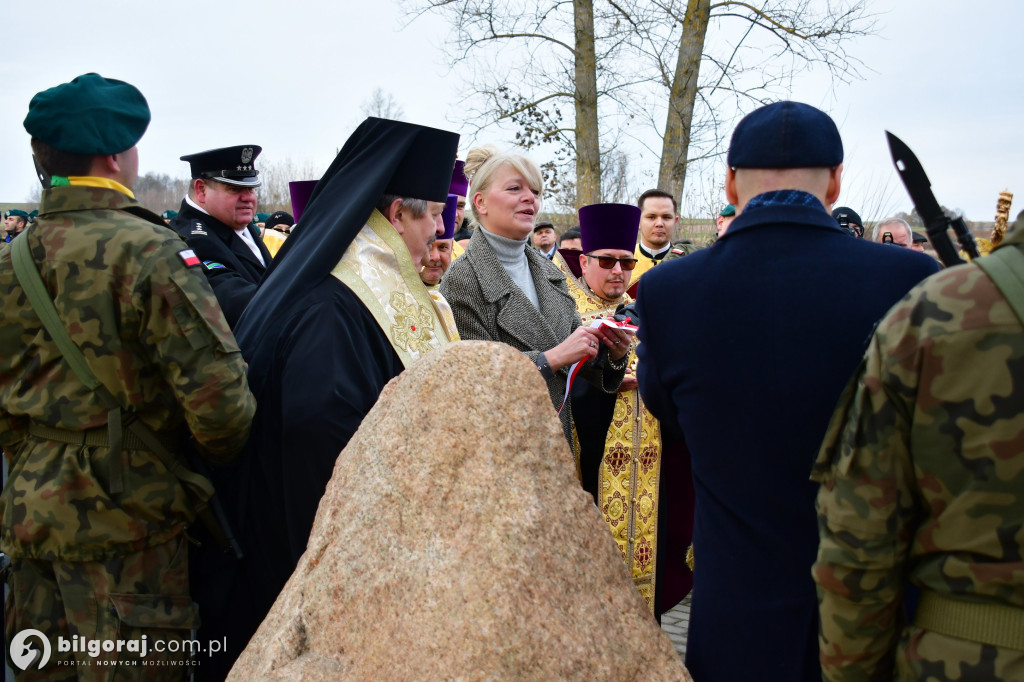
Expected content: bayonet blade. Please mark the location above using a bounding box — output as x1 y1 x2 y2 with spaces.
886 131 946 228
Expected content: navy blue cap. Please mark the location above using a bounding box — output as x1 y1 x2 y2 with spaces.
181 145 262 187
727 101 843 169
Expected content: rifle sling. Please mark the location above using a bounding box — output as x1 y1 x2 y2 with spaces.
9 229 220 528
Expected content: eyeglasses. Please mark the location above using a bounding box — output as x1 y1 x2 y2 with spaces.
585 254 638 271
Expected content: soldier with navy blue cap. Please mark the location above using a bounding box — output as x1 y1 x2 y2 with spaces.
634 101 940 682
169 144 272 328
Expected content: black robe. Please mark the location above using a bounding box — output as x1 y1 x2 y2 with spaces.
194 276 403 679
189 117 459 680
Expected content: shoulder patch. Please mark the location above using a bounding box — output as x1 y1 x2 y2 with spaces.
178 249 201 267
670 248 685 255
190 221 208 236
203 261 226 270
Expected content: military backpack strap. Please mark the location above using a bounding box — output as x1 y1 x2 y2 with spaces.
974 245 1024 326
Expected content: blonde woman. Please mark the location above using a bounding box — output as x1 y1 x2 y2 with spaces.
440 146 631 449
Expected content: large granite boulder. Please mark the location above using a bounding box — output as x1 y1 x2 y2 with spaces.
228 340 690 681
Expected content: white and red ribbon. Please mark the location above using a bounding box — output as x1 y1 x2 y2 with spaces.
556 316 636 413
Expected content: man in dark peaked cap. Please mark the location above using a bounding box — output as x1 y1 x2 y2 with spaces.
169 144 272 327
192 117 458 679
635 101 940 682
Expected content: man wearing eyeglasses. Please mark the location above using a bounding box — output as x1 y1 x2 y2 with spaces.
872 216 914 248
565 202 691 622
169 145 272 328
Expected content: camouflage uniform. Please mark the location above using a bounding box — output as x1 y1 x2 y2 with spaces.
0 186 255 679
812 224 1024 681
659 239 702 262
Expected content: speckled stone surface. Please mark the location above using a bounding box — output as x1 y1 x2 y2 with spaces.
228 340 690 681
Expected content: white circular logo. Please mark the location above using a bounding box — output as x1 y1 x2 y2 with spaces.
9 628 51 670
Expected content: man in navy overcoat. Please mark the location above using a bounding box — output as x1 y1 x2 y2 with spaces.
635 101 940 682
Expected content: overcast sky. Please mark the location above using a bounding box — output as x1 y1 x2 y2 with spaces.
1 0 1021 222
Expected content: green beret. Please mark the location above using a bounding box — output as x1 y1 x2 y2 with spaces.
8 209 30 219
720 204 736 217
161 209 178 220
28 210 38 218
256 212 271 223
24 73 150 155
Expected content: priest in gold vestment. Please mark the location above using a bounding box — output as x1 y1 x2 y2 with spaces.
562 203 692 619
420 194 460 341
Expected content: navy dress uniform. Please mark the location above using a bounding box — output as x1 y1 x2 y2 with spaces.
170 145 271 327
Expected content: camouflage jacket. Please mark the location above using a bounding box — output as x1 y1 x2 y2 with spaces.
811 226 1024 681
0 186 255 561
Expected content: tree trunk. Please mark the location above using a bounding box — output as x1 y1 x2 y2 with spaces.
658 0 710 206
574 0 601 208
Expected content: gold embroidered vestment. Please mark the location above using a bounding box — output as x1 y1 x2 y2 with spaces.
566 275 663 612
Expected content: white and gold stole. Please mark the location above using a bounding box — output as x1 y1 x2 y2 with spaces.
330 210 453 366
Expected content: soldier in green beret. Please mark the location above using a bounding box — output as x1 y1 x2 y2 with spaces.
4 208 29 242
813 212 1024 680
0 73 255 677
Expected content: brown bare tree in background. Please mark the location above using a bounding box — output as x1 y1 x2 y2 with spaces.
134 174 191 216
404 0 874 210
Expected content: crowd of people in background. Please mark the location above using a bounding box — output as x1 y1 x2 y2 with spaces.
1 73 1022 682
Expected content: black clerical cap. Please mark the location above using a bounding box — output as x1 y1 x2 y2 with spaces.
379 129 457 202
234 118 459 354
180 145 262 187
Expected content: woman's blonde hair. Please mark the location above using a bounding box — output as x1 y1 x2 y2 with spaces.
464 145 543 225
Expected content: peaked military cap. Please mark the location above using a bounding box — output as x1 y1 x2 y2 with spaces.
24 73 150 155
181 145 262 187
728 101 843 169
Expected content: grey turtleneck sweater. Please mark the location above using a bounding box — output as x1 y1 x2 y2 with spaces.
479 227 540 310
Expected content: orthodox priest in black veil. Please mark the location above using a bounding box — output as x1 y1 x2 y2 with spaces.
193 118 459 679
